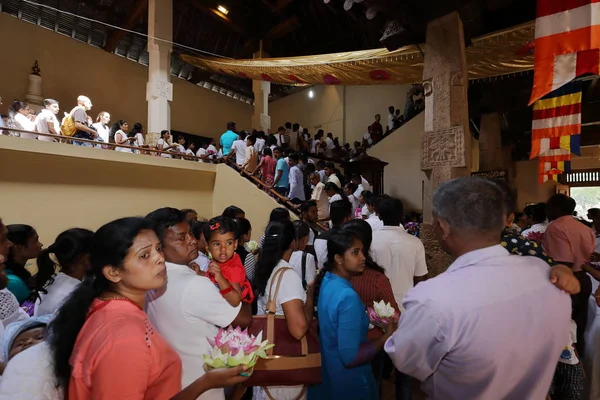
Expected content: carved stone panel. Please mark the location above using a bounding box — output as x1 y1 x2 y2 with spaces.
147 79 173 101
419 223 455 277
421 126 466 170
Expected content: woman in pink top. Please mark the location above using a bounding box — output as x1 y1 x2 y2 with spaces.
47 217 250 399
252 147 277 193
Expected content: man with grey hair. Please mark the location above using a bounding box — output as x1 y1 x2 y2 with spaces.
35 99 61 142
69 95 98 146
385 177 570 399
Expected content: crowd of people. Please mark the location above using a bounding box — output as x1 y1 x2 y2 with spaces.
0 83 425 164
0 174 597 399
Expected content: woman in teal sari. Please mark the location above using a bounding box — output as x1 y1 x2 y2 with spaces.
309 229 397 399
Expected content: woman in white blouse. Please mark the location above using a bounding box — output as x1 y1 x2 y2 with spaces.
33 228 93 317
157 130 178 158
252 220 314 400
9 101 36 139
325 182 344 204
129 123 149 154
112 120 134 153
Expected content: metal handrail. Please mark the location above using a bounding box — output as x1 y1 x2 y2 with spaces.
2 126 329 231
224 158 329 232
1 126 217 162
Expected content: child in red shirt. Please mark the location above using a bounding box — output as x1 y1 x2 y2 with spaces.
204 216 254 306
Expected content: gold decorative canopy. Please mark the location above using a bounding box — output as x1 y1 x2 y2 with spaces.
181 22 535 85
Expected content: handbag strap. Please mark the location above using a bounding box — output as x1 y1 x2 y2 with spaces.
264 266 310 357
265 267 291 314
301 251 308 290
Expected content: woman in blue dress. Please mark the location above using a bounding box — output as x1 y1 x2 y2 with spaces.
310 229 397 399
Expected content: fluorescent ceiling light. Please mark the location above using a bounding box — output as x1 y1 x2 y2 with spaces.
308 90 314 98
217 5 229 15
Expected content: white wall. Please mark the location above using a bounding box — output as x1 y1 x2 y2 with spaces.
269 85 344 135
344 84 411 144
269 83 411 145
368 113 426 212
0 13 252 140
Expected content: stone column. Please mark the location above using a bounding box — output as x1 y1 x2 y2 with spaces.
419 12 471 277
252 80 271 131
251 47 271 131
478 113 504 171
146 0 173 143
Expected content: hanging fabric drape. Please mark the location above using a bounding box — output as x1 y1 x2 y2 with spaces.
181 22 535 86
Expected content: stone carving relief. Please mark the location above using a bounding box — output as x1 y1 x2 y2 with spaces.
420 223 455 277
148 79 173 101
260 114 271 131
421 126 466 169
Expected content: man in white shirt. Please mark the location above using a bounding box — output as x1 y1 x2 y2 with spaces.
11 101 36 139
225 131 248 166
351 174 367 198
359 190 373 219
254 131 266 154
314 199 353 269
325 133 336 155
91 111 111 144
387 106 395 131
371 196 427 398
384 178 570 400
363 194 384 233
287 153 306 203
35 99 61 142
324 162 341 188
145 208 252 400
196 141 209 162
310 173 330 221
207 139 218 158
372 196 427 309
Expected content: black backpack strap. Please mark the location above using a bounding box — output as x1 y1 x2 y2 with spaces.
301 251 308 290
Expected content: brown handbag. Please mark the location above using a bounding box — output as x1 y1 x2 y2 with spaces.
245 267 321 388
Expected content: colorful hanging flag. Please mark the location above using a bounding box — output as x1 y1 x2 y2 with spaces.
530 81 582 183
529 0 600 104
538 160 572 183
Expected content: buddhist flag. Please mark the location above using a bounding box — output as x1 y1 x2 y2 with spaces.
530 82 582 159
529 0 600 104
539 160 572 183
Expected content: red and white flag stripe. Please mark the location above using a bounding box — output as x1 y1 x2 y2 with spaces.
530 0 600 103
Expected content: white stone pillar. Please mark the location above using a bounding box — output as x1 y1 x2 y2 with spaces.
146 0 173 137
251 48 271 131
252 80 271 131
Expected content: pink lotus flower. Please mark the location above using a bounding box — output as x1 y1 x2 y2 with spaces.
207 326 262 354
204 326 273 370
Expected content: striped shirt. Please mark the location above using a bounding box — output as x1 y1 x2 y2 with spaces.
350 268 399 340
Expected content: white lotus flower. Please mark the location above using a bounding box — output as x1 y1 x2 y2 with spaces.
373 300 395 318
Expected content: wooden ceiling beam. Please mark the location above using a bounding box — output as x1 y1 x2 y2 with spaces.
103 0 149 53
264 16 300 40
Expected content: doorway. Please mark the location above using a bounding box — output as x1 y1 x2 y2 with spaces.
571 187 600 220
561 169 600 221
